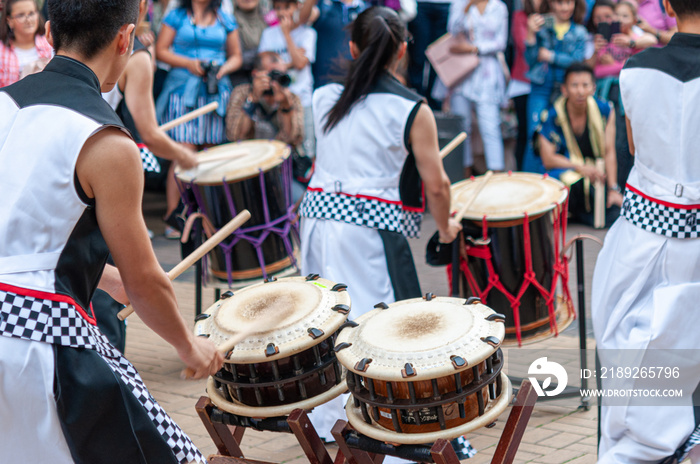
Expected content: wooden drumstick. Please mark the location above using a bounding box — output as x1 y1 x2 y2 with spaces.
116 210 252 321
440 132 467 159
159 102 219 132
594 158 606 229
453 171 494 222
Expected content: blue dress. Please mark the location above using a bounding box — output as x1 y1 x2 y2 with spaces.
156 8 237 145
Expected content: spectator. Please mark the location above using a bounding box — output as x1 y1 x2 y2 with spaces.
534 63 622 227
297 0 367 89
406 0 451 108
155 0 243 150
585 0 655 188
226 51 309 199
155 0 243 222
259 0 317 157
434 0 508 177
636 0 676 45
510 0 542 170
521 0 587 173
230 0 268 86
0 0 51 87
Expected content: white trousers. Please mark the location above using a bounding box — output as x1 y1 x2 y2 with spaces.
0 336 74 463
592 218 700 463
450 94 504 171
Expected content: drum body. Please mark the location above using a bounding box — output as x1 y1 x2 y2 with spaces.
335 296 510 443
176 140 298 282
195 276 351 417
451 172 572 345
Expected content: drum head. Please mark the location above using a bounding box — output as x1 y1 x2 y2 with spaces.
451 172 567 221
194 276 350 363
335 297 505 382
175 140 291 185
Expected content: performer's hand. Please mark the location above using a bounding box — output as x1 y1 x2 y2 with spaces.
607 189 623 208
98 264 130 306
178 335 224 380
438 218 463 244
176 146 198 171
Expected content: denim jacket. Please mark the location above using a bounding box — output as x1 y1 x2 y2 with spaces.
525 22 587 86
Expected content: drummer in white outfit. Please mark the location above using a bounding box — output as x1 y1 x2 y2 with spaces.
592 1 700 462
298 6 461 442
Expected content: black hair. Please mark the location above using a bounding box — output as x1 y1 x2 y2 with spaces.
323 6 406 133
586 0 616 33
668 0 700 17
0 0 45 46
522 0 538 15
542 0 587 24
563 62 595 83
253 51 282 70
271 0 298 5
180 0 223 14
47 0 140 59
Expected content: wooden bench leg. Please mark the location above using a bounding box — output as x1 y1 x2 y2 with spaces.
430 439 462 464
331 420 382 464
491 380 538 464
288 409 334 464
196 396 246 458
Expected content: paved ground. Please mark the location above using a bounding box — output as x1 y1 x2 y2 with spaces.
128 191 608 463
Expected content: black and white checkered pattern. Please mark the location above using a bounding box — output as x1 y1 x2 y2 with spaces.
621 188 700 239
451 436 477 459
0 289 205 464
300 190 423 238
139 146 161 173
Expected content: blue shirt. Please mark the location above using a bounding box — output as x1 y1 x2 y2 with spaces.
312 0 367 88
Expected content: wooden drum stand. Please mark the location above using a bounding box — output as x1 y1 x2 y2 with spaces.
196 380 537 464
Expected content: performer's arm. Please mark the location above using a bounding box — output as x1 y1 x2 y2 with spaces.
76 128 223 379
123 51 197 169
410 104 462 243
98 264 129 305
626 116 635 156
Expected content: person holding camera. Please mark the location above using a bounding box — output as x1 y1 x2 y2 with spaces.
226 51 309 200
155 0 243 150
520 0 587 174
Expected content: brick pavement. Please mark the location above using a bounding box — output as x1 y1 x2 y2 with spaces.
128 192 607 463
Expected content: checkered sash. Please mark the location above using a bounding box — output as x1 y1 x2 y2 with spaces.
0 289 205 464
300 190 423 238
139 145 162 173
621 187 700 239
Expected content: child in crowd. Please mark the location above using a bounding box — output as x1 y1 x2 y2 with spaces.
522 0 587 173
259 0 317 158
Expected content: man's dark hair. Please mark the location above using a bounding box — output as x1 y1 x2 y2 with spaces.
564 62 595 83
253 51 282 70
668 0 700 17
47 0 140 59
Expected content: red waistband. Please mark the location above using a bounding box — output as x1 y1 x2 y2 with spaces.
0 282 96 325
626 184 700 210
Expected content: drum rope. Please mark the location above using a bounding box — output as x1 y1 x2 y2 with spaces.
180 155 299 285
446 192 573 346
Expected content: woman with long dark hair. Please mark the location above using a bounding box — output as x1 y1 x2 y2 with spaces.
299 5 461 444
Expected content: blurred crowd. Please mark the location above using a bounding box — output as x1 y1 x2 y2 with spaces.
0 0 677 230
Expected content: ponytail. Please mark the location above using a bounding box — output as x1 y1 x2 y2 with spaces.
323 7 405 133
